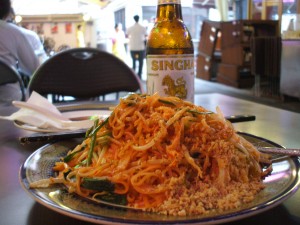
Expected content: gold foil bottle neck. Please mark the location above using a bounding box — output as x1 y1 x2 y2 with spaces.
158 0 181 5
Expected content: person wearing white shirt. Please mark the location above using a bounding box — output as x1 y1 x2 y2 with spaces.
19 26 48 64
0 0 40 77
126 15 147 79
7 7 48 65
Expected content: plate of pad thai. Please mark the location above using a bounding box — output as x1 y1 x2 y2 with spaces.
20 93 300 225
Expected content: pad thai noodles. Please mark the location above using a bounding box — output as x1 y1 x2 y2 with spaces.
30 93 272 216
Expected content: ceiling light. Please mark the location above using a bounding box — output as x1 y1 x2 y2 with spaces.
15 15 23 23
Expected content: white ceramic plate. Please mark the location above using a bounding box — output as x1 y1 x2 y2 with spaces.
19 133 300 225
14 110 111 133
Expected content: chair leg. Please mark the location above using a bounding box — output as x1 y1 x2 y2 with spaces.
21 75 30 88
253 75 261 97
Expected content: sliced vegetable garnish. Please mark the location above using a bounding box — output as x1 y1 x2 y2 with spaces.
187 110 214 115
86 119 99 166
87 117 109 138
81 177 115 192
158 99 176 106
85 126 94 138
82 177 128 205
64 147 85 163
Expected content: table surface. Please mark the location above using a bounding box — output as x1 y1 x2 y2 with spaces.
1 93 300 225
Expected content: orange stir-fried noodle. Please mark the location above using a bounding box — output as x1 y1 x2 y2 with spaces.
30 93 272 216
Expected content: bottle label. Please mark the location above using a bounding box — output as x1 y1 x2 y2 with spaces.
147 54 195 102
158 0 181 5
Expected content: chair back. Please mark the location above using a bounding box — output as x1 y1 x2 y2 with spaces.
0 59 26 101
251 36 282 78
28 48 144 102
251 36 282 96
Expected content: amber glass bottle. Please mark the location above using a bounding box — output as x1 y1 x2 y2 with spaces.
146 0 194 102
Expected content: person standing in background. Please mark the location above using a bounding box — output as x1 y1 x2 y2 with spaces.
112 23 127 61
0 0 40 77
76 24 86 48
126 15 147 79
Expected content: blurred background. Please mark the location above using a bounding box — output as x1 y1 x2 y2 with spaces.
11 0 300 55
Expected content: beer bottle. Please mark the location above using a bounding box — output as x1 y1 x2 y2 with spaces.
146 0 194 102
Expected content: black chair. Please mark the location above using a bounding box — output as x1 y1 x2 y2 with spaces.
28 48 144 102
0 59 26 101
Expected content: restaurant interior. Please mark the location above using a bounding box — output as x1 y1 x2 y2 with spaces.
3 0 299 112
1 1 300 225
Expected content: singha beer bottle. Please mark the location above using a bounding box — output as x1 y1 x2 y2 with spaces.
146 0 194 102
